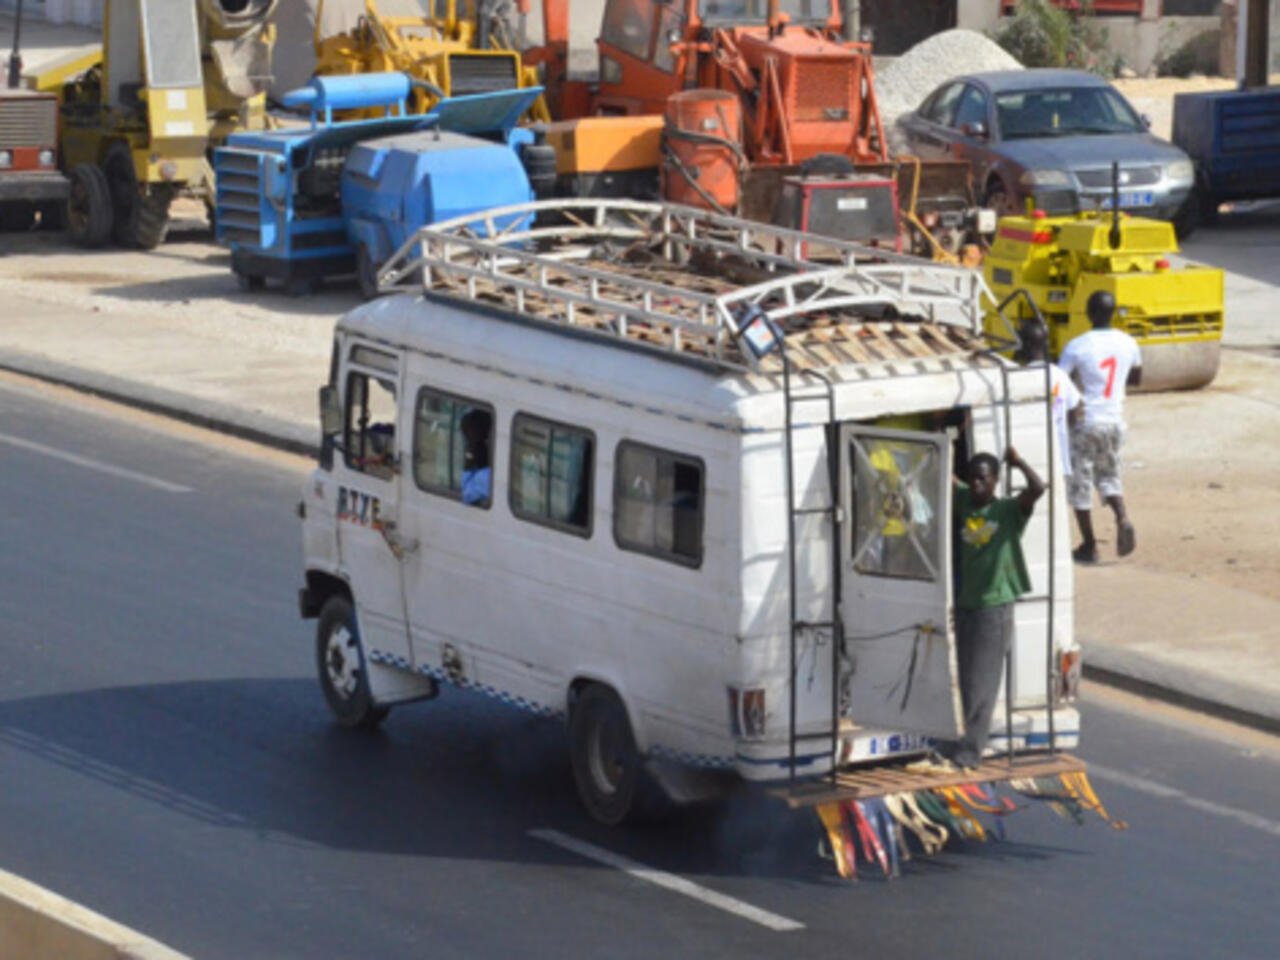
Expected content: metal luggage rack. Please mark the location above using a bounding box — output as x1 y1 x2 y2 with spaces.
376 199 997 374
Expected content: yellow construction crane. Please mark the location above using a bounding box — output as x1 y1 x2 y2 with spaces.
55 0 278 249
313 0 548 121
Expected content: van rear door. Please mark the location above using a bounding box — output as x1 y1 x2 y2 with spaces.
838 426 962 739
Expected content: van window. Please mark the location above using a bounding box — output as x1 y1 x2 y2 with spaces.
344 371 398 482
509 414 593 536
850 436 942 581
614 442 704 567
412 389 494 508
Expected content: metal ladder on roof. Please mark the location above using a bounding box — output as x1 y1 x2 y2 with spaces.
780 351 847 784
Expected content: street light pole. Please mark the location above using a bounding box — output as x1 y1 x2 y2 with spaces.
7 0 26 89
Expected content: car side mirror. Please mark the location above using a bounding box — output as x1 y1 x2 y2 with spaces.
319 385 342 438
1140 113 1152 129
962 121 987 139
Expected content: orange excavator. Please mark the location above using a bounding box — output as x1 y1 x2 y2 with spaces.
519 0 987 260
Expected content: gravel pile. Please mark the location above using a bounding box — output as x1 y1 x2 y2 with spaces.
875 29 1023 152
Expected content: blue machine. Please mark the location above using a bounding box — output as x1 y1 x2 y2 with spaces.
1171 88 1280 226
214 73 544 296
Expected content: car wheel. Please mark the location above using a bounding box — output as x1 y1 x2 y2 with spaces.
316 595 388 729
1173 190 1200 240
570 684 641 825
66 163 113 248
983 179 1019 221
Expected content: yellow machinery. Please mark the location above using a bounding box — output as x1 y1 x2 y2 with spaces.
56 0 277 249
983 210 1225 391
313 0 548 122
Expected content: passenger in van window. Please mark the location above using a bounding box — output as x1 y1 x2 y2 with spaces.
910 446 1044 774
460 408 492 506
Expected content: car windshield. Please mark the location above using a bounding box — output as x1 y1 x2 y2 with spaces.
698 0 830 24
995 87 1143 140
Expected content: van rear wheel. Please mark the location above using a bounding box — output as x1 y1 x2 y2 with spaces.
570 684 645 825
316 595 388 729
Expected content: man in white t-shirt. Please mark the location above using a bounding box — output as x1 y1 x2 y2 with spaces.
1057 290 1143 562
1017 322 1083 480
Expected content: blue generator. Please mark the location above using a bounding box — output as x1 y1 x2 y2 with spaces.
214 73 546 296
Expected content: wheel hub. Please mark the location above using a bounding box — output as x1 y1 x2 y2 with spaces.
325 625 360 700
587 714 626 796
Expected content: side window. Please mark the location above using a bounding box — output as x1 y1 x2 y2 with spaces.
951 85 988 132
344 371 398 483
509 414 594 536
651 3 687 73
412 388 494 509
924 83 964 126
600 0 655 60
614 442 704 567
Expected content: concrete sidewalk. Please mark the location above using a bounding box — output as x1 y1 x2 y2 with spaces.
2 222 1278 732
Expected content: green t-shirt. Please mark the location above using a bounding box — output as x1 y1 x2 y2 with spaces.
954 483 1032 610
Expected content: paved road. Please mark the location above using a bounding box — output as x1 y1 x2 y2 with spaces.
1 377 1277 960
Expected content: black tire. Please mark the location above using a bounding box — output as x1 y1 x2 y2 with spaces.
983 179 1019 224
1198 188 1219 227
0 202 36 232
356 243 380 300
316 595 388 729
569 684 642 825
234 270 265 293
103 143 173 249
799 152 856 178
66 163 113 248
1173 190 1199 240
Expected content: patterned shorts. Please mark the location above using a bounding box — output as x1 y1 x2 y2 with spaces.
1067 422 1126 509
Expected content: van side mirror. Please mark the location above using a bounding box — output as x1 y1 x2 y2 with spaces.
319 385 342 438
1140 113 1152 129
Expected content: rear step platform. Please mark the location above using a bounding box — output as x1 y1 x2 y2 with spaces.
775 753 1087 808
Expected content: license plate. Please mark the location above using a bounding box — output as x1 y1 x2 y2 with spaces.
1100 191 1154 209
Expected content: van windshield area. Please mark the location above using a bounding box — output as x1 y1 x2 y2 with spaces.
996 87 1143 140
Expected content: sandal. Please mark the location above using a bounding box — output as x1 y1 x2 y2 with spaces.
1073 544 1100 564
1117 521 1136 557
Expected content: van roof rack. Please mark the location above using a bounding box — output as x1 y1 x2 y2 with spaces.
377 199 995 373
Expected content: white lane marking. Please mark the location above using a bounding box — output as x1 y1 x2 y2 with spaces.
1089 763 1280 839
529 828 804 932
0 430 193 493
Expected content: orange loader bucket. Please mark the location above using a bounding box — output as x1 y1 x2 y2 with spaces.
661 89 743 214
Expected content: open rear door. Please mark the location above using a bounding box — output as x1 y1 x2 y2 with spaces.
839 426 962 739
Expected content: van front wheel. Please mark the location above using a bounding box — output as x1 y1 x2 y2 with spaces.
570 684 640 825
316 595 388 729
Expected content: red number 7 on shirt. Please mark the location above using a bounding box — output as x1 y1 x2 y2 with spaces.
1100 356 1117 398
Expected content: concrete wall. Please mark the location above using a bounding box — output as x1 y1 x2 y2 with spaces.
957 0 1280 76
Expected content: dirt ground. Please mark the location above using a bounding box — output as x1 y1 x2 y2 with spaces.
1103 349 1280 603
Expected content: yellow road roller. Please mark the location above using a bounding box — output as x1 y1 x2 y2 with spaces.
982 209 1225 391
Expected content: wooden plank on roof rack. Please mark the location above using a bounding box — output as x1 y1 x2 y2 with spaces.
892 321 939 359
773 753 1087 808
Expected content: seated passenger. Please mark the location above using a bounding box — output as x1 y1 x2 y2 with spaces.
460 408 492 507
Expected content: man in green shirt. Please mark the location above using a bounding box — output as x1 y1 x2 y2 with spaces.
913 446 1045 772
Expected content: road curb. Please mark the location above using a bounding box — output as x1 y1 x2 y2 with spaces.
0 351 318 458
5 349 1278 736
0 867 188 960
1084 646 1280 736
